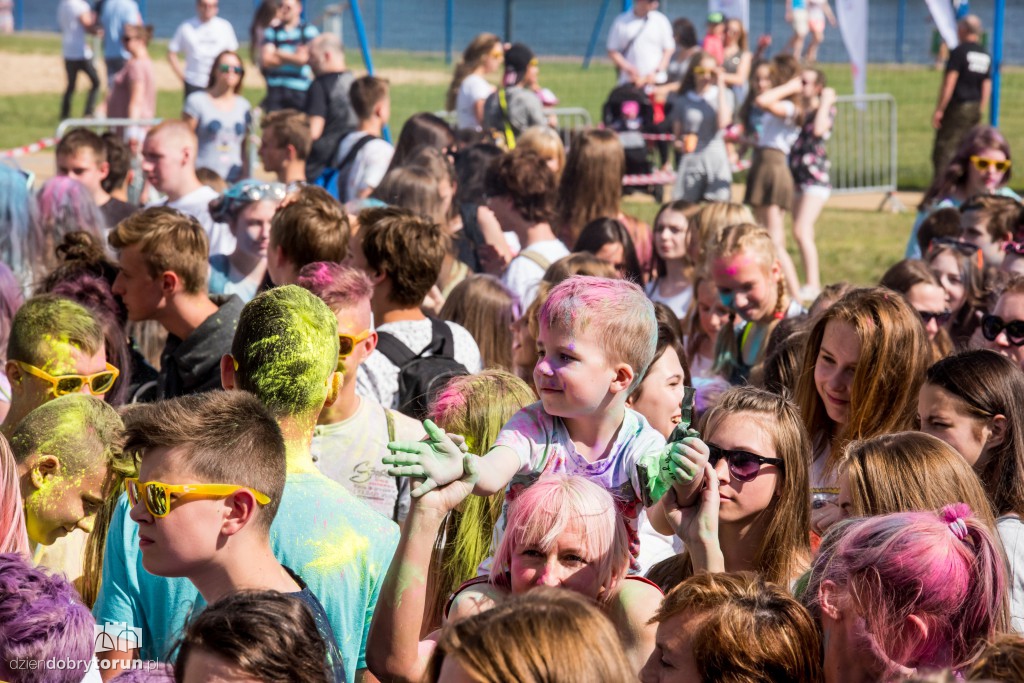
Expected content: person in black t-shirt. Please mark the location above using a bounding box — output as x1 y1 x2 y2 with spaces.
931 15 991 183
304 33 359 180
54 127 138 229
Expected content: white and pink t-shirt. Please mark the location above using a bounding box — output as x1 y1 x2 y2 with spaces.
487 402 667 572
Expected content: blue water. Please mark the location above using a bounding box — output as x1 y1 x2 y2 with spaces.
19 0 1024 66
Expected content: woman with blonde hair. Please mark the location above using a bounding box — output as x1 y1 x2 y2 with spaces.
515 126 565 179
794 288 931 497
447 33 503 131
439 275 518 372
686 200 755 266
427 587 632 683
556 129 652 276
646 386 812 593
642 572 822 683
834 431 997 535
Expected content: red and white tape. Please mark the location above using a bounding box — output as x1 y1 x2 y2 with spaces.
622 170 676 186
1 137 58 158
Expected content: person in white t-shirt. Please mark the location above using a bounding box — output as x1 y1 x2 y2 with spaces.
606 0 675 87
351 206 483 412
140 120 235 255
488 151 568 308
298 262 426 523
446 33 504 131
335 75 394 202
58 0 101 119
168 0 239 99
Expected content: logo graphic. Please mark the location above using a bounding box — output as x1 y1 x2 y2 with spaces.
94 622 142 653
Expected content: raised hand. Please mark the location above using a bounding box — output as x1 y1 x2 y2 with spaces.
665 437 710 508
413 453 480 516
663 464 724 572
385 419 468 498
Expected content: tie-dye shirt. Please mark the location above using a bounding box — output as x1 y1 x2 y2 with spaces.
490 402 667 570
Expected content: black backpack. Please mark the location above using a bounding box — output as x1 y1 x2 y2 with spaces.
375 319 469 420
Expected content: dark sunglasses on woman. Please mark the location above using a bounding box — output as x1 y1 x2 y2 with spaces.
707 443 784 482
981 314 1024 346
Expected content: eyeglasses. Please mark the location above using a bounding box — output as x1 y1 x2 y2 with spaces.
707 443 785 482
970 156 1012 174
14 361 119 397
981 314 1024 347
928 237 984 270
339 330 372 357
218 64 243 75
1005 241 1024 256
126 478 271 518
918 309 952 325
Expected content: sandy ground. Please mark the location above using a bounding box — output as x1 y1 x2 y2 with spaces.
0 50 447 95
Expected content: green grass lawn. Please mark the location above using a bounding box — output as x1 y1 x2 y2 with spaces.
0 33 1001 285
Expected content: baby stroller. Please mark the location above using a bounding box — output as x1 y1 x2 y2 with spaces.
602 84 664 202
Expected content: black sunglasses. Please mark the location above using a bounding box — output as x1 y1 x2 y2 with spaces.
982 314 1024 346
707 443 784 482
918 309 952 326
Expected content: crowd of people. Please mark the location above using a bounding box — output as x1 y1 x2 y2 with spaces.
1 0 1023 681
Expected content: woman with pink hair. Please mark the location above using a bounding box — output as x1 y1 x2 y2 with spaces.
806 503 1006 680
367 473 663 680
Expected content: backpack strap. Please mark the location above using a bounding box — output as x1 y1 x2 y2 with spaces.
374 330 417 368
516 248 551 272
497 88 516 150
426 318 457 359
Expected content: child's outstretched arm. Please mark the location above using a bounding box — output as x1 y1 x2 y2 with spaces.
366 455 480 683
385 419 469 497
386 419 522 498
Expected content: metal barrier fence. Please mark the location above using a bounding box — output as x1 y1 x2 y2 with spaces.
828 94 899 205
433 107 592 148
55 117 164 139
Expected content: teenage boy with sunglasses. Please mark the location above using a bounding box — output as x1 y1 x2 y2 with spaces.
1 295 110 440
122 390 345 681
94 285 399 683
298 262 424 523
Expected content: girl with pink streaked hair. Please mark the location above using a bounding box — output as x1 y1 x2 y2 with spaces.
806 504 1006 680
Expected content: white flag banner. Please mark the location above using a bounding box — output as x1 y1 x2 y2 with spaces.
837 0 868 104
926 0 960 49
709 0 749 31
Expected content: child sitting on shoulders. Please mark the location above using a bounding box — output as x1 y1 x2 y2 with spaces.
387 275 709 567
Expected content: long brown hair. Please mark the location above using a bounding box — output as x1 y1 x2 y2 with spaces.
439 275 518 371
879 258 954 361
794 287 930 471
647 387 811 590
921 125 1013 209
925 350 1024 519
446 33 501 111
842 431 997 529
555 129 624 246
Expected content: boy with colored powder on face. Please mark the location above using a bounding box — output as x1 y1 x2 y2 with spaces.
123 390 346 681
386 275 710 569
1 294 109 441
109 206 244 400
12 394 126 551
94 285 399 683
297 262 425 523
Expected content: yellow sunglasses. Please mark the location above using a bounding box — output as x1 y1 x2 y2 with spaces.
970 155 1011 174
14 360 119 397
339 330 372 357
126 478 271 518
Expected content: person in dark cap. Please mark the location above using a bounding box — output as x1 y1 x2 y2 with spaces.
483 43 548 147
